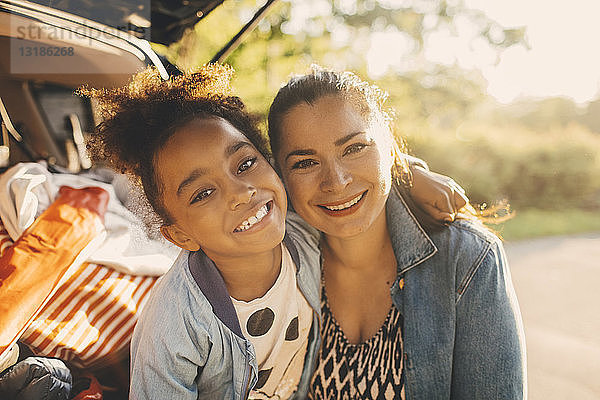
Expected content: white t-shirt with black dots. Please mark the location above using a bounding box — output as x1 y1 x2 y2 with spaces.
231 244 313 399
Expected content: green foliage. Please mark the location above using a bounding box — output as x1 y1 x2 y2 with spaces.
581 99 600 133
377 67 487 132
405 122 600 211
479 97 600 134
154 0 525 116
489 208 600 241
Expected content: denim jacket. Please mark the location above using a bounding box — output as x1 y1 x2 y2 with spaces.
386 186 527 399
129 214 322 400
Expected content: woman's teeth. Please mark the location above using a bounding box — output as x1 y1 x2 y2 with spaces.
235 204 269 232
322 193 364 211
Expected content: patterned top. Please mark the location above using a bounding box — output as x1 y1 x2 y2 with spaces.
309 285 405 400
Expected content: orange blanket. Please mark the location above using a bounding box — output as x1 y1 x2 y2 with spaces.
0 186 108 355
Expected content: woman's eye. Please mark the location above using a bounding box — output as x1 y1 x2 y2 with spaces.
343 143 368 156
191 188 214 204
238 157 257 173
291 159 318 170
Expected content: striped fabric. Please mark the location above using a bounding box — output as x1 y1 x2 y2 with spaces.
0 220 158 368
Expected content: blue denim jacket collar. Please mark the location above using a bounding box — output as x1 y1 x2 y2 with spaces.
187 233 303 340
385 185 438 275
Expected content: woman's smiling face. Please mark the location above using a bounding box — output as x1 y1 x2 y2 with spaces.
157 117 287 259
275 95 394 238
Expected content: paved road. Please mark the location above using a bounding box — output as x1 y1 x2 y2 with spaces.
505 233 600 400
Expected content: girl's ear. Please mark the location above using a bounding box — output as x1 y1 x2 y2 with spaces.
160 224 201 252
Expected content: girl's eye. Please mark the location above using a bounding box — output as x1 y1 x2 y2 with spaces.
238 157 257 173
343 143 368 156
291 159 318 170
191 188 214 204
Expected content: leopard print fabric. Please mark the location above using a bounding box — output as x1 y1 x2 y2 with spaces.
309 285 405 399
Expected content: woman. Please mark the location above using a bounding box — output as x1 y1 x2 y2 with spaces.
268 68 526 399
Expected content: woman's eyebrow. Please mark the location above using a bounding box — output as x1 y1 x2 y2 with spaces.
334 131 364 146
285 149 316 162
284 132 366 162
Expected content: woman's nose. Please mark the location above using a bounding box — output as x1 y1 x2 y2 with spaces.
319 161 351 193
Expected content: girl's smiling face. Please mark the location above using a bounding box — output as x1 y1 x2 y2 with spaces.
157 117 287 259
275 95 394 238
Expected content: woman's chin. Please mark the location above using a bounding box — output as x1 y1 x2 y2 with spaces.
319 222 370 240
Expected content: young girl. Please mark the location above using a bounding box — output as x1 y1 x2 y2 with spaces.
83 65 467 400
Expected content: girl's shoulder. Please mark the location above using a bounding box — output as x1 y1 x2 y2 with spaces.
134 249 216 343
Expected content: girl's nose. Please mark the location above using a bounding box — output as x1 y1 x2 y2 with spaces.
228 180 257 210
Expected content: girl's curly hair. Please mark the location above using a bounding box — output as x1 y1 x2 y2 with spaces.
80 64 269 224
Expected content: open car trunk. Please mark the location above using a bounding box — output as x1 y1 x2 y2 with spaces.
0 0 277 169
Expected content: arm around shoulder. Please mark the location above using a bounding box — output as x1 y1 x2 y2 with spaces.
452 237 527 399
398 153 429 170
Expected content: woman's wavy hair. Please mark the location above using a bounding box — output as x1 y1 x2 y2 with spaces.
267 65 445 231
80 64 269 225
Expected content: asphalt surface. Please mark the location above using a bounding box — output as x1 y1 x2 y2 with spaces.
505 232 600 400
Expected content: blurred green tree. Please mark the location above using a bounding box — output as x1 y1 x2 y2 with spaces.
153 0 525 117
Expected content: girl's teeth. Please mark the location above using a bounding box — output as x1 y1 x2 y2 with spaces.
235 204 269 232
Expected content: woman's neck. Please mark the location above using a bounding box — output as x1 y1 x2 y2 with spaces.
208 245 283 302
321 207 393 273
